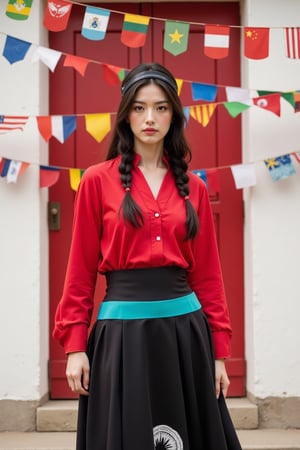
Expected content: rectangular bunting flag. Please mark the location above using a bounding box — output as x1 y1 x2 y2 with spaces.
121 13 150 48
284 28 300 59
43 0 72 32
82 7 110 41
204 25 230 59
164 21 190 56
0 115 28 133
191 82 217 102
6 0 34 20
244 27 270 59
264 155 296 181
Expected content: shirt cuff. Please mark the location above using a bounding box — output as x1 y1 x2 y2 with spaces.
62 324 88 354
211 330 232 359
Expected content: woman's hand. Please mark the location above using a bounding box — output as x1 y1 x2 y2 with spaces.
215 359 230 399
66 352 90 396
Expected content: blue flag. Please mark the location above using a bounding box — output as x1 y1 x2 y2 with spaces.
191 82 217 102
264 154 296 181
81 7 110 41
3 35 31 64
192 169 208 186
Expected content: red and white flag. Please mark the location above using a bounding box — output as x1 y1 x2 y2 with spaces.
284 28 300 59
204 25 230 59
43 0 72 32
0 115 28 133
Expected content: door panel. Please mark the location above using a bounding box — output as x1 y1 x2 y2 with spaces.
49 2 244 398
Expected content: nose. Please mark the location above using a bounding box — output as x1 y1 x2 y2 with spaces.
145 108 155 124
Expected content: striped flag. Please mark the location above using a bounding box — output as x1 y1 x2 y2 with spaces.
121 13 150 48
284 28 300 59
6 0 34 20
190 104 217 127
204 25 230 59
0 115 28 133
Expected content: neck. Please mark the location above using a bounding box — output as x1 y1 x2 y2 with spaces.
135 145 165 169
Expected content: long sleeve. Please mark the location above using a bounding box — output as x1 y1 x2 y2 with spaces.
187 180 232 358
53 167 102 353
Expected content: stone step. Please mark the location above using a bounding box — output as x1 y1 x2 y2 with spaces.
1 430 300 450
36 398 258 432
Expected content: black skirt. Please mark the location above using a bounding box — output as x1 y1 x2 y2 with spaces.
76 266 242 450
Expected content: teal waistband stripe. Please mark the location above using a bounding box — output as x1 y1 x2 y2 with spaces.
97 292 201 320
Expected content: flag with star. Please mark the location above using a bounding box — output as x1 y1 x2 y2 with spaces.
6 0 34 20
164 21 190 56
244 27 269 59
264 155 296 181
121 13 150 48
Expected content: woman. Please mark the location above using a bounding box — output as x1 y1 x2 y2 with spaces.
53 63 242 450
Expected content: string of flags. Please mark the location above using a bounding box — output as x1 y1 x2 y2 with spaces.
4 0 300 60
0 151 299 191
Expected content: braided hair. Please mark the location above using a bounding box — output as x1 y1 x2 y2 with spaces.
106 63 199 239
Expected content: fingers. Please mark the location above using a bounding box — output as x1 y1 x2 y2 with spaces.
215 359 230 399
66 352 90 396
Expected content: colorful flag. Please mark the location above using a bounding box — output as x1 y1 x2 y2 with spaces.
176 79 184 95
63 54 89 76
204 25 230 59
224 102 250 118
264 155 296 181
0 115 28 133
103 64 125 86
191 82 217 102
192 169 207 186
294 91 300 112
36 116 52 141
164 21 190 56
40 165 60 188
51 116 77 143
6 0 34 20
6 160 29 183
69 168 85 191
0 159 11 177
253 93 281 116
82 7 110 41
244 27 269 59
85 114 111 143
284 28 300 59
190 104 217 127
2 35 31 64
31 46 62 72
121 13 150 48
43 0 72 32
231 164 256 189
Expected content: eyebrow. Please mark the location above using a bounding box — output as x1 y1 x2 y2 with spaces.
132 100 169 105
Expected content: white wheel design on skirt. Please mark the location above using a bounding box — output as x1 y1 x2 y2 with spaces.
153 424 183 450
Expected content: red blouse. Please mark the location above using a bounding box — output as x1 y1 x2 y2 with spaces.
53 154 232 358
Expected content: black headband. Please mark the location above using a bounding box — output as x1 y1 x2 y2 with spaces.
121 70 178 96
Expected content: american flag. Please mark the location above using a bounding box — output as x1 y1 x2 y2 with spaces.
0 115 28 133
285 27 300 59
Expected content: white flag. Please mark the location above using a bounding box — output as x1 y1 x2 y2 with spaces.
6 160 22 183
225 87 252 105
32 46 62 72
231 164 256 189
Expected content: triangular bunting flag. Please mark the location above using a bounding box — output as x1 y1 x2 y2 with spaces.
264 155 296 181
6 0 34 20
293 151 300 163
281 92 295 109
43 0 72 32
63 54 89 76
2 35 31 64
31 46 62 72
224 102 250 118
82 6 110 41
0 115 28 133
164 21 190 56
85 114 111 143
190 104 217 127
40 165 60 188
191 82 217 102
294 91 300 112
231 164 256 189
204 25 230 59
103 64 124 86
176 79 184 96
121 13 150 48
36 116 52 142
253 93 281 116
244 27 270 59
6 160 29 183
284 28 300 59
51 116 77 143
69 168 85 191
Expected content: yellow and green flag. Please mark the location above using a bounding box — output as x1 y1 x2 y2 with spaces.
164 21 190 56
6 0 34 21
121 13 150 48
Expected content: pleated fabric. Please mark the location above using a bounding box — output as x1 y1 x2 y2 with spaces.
76 267 242 450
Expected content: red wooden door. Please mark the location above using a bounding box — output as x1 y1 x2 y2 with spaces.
49 2 244 399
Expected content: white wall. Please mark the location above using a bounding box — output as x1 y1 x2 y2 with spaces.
0 1 49 400
241 0 300 398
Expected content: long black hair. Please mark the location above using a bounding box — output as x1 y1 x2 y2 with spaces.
106 63 199 239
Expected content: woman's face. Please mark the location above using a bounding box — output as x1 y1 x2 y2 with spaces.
127 83 173 151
